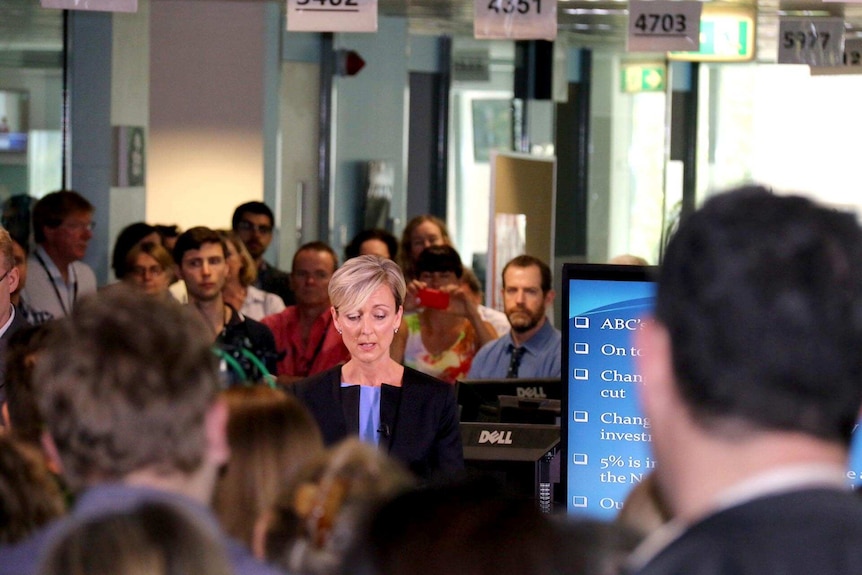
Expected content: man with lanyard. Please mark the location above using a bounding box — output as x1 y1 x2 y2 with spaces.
467 255 560 379
262 241 349 385
21 191 96 325
173 226 277 386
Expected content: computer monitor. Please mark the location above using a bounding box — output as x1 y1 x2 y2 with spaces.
456 377 562 424
457 377 563 511
561 263 657 520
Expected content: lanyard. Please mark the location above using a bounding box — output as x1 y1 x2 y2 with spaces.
34 251 78 316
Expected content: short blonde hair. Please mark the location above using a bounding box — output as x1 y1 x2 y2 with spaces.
328 255 405 316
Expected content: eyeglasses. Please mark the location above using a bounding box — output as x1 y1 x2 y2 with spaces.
61 221 95 232
0 269 11 283
131 265 165 278
236 221 273 235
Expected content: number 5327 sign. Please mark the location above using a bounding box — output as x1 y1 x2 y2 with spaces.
628 0 702 52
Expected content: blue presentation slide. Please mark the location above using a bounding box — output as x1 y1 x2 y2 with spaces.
565 276 862 518
566 278 656 519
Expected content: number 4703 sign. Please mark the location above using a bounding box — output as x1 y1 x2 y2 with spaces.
628 0 701 53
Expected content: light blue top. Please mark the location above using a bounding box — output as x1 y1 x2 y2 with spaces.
467 318 561 379
342 383 382 446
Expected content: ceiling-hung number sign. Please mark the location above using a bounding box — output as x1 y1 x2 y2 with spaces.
474 0 557 41
287 0 377 32
845 38 862 66
778 18 844 66
41 0 137 12
628 0 701 52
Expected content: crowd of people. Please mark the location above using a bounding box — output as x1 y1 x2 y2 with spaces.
2 185 862 575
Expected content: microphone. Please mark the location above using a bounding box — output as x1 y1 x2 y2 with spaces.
377 423 391 438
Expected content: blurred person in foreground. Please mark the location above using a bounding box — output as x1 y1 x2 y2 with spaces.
37 502 233 575
0 288 284 575
259 438 414 575
213 385 324 549
344 476 637 575
631 186 862 575
292 255 463 480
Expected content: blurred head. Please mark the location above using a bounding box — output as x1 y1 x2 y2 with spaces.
37 502 233 575
345 229 398 261
608 254 649 266
32 191 94 263
0 436 65 545
415 245 463 290
263 438 415 575
291 242 338 309
174 227 228 304
4 323 56 446
125 243 174 297
232 202 275 261
651 186 862 445
218 230 257 288
398 215 451 279
344 477 566 575
111 222 161 279
33 288 223 489
213 386 323 547
501 255 554 335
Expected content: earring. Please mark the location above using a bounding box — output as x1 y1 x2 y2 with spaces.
337 329 343 335
394 327 399 334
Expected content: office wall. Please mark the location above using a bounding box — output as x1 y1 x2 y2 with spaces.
109 1 150 281
331 17 409 252
148 0 268 230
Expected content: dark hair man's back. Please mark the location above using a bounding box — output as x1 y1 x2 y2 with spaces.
634 186 862 575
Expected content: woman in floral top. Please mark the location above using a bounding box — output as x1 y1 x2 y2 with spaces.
393 245 498 384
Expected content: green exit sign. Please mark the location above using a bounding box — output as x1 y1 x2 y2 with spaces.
621 64 666 93
669 12 755 62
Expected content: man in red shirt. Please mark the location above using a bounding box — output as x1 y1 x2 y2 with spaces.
262 242 349 384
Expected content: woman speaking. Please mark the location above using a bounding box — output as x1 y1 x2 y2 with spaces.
292 255 464 480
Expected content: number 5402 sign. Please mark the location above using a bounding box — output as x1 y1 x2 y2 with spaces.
628 0 701 53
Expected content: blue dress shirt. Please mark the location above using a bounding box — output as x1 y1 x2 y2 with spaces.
467 318 561 379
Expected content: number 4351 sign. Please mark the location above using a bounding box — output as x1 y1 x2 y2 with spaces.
474 0 557 40
628 0 701 52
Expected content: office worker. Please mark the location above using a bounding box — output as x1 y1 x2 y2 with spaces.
21 191 97 325
630 187 862 575
467 255 560 379
292 255 463 480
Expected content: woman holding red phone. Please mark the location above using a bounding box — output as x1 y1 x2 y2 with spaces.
392 245 498 384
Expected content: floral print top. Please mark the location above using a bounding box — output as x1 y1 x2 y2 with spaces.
402 313 479 384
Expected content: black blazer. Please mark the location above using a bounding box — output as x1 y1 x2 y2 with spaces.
292 365 464 480
635 488 862 575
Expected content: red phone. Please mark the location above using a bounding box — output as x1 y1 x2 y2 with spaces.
416 288 450 310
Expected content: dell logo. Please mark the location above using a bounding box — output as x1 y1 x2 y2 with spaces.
516 386 547 399
478 430 514 445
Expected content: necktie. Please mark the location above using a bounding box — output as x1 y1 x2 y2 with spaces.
507 345 526 378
